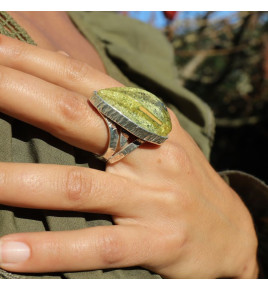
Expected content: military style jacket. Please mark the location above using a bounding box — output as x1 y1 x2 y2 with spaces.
0 11 267 278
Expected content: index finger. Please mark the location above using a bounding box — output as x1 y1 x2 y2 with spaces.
0 34 122 95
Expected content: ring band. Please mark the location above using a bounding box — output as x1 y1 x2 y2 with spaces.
89 87 172 164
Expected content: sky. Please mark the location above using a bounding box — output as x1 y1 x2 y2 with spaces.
127 11 236 29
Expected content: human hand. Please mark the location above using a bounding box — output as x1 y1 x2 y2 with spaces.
0 35 259 278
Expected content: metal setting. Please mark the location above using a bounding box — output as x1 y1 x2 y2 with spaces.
90 88 171 163
109 138 144 164
96 117 119 162
95 114 144 164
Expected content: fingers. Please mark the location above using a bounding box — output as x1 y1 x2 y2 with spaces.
0 34 125 155
0 34 122 97
0 163 145 216
0 65 107 154
0 226 151 273
0 35 188 170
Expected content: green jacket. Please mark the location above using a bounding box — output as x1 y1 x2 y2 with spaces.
0 11 267 279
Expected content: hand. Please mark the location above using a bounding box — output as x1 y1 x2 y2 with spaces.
0 35 259 278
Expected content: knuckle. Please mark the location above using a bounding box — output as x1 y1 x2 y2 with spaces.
162 142 192 173
158 189 178 211
152 190 178 216
63 58 90 82
56 93 87 124
162 188 181 206
64 168 89 205
96 229 125 265
154 183 194 214
156 222 188 257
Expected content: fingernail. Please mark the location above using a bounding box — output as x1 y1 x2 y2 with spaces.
0 240 30 264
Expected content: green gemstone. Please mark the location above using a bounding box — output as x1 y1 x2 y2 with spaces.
97 87 172 137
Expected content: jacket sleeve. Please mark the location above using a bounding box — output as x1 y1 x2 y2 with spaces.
219 170 268 278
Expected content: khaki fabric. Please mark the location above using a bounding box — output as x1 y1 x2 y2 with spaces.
0 11 267 278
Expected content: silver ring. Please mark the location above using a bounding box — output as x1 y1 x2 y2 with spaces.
89 87 172 164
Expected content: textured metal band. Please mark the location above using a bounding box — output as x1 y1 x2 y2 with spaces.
108 138 144 164
96 117 119 162
96 114 143 164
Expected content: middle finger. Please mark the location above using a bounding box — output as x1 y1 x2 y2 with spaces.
0 34 122 96
0 162 146 216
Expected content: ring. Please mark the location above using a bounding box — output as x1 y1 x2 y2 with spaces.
89 87 172 164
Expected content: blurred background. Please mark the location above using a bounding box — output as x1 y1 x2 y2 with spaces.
122 11 268 183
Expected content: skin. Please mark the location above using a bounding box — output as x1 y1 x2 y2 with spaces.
0 12 259 278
